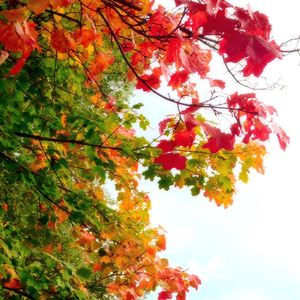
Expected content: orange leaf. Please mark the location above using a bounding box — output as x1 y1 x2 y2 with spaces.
88 52 114 77
0 7 28 22
92 263 101 272
156 234 166 251
50 29 75 53
4 278 22 290
27 0 50 15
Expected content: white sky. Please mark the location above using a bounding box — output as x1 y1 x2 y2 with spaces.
136 1 300 299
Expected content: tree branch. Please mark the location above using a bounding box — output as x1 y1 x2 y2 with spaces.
14 132 123 151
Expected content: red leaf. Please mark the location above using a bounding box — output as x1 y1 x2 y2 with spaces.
184 114 200 131
180 45 211 78
159 117 173 134
175 0 206 14
188 274 201 289
88 52 114 77
157 234 166 250
72 27 99 48
121 40 134 53
147 7 173 36
165 38 182 66
219 31 249 63
275 126 289 151
4 278 22 290
176 291 186 300
50 29 74 53
157 140 176 153
230 123 241 136
174 129 195 147
155 153 187 170
9 51 30 75
242 38 281 77
168 70 189 89
158 291 172 300
136 68 162 92
187 10 207 33
27 0 50 15
181 98 201 115
200 122 221 136
202 133 235 153
235 7 271 39
93 263 101 272
209 78 225 89
252 119 271 141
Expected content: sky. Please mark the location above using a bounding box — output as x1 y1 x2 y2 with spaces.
134 1 300 299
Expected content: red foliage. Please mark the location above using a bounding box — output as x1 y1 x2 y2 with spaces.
202 133 235 153
154 153 187 170
174 129 196 147
3 278 22 290
51 29 74 53
168 70 190 89
157 140 176 153
158 291 172 300
136 68 162 92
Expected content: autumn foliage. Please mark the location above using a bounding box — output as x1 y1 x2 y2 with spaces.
0 0 288 299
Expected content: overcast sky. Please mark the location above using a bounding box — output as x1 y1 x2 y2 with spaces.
136 1 300 299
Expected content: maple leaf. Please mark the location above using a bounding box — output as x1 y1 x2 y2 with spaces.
158 291 172 300
3 278 22 290
157 140 176 153
88 52 114 77
202 133 235 153
0 20 39 74
0 7 28 22
50 0 74 9
230 123 241 136
9 51 30 75
251 119 271 141
154 153 187 170
274 126 289 150
78 231 95 245
188 274 201 289
186 10 207 33
180 44 211 78
92 263 101 272
176 291 187 300
181 98 201 115
147 6 174 36
209 78 225 89
136 67 162 92
50 29 75 53
242 38 281 77
168 70 190 89
165 38 182 66
156 234 166 250
159 117 173 134
27 0 50 15
219 31 249 63
73 27 100 48
175 0 206 14
235 7 271 39
174 129 195 147
121 40 135 53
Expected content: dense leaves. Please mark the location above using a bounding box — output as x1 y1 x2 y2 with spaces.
0 0 288 299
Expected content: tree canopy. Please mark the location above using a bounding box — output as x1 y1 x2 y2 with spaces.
0 0 289 299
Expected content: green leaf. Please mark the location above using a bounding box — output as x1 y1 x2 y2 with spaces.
158 175 174 190
76 267 93 280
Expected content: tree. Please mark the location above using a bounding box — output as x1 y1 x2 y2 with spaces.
0 0 289 299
